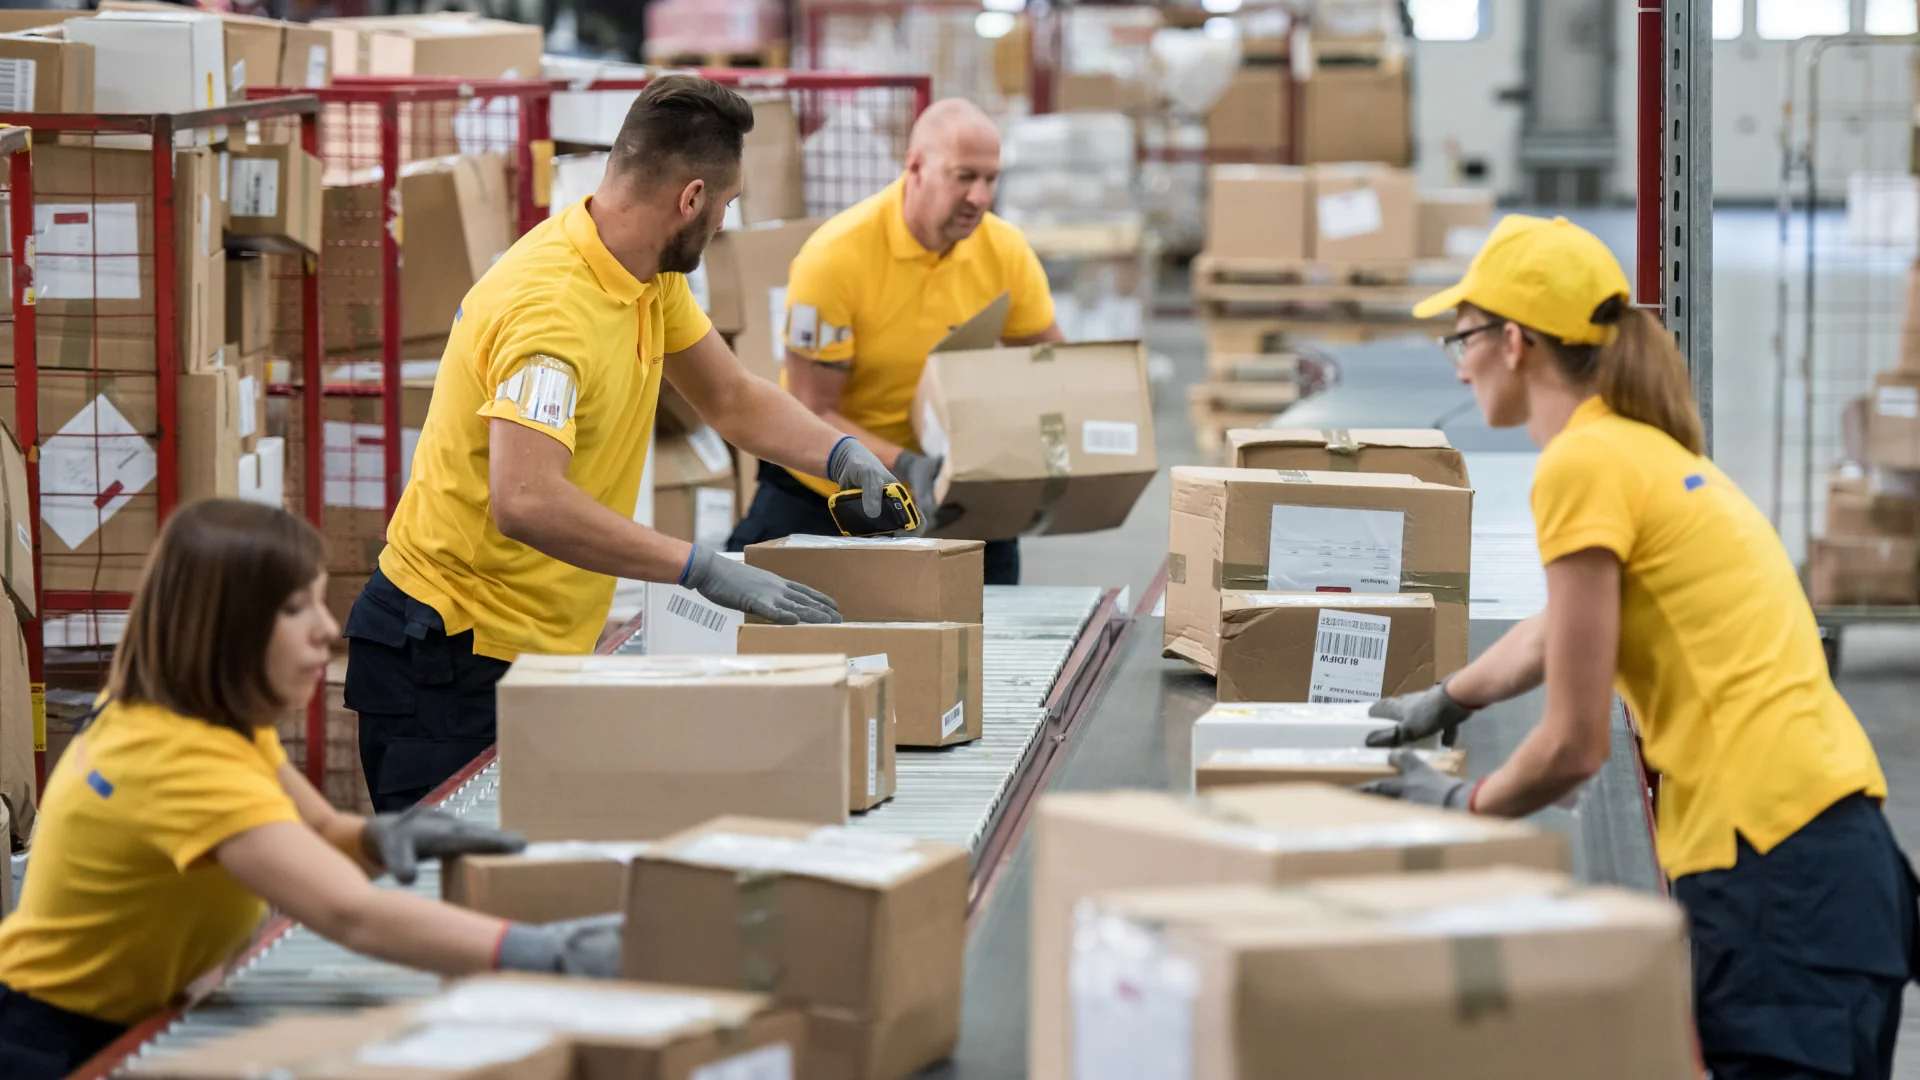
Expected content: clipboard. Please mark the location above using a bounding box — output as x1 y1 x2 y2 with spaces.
929 292 1011 353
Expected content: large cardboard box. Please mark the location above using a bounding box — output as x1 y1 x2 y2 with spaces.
496 653 851 842
651 427 735 550
0 30 93 112
0 424 33 617
848 667 898 812
1206 66 1287 154
0 613 33 848
176 148 228 374
68 12 226 145
226 255 272 356
226 142 323 256
281 25 332 88
1167 466 1473 675
179 366 241 504
1418 188 1496 260
1069 869 1695 1079
318 13 543 78
744 536 985 624
17 373 159 594
1230 427 1470 487
443 842 650 923
1301 60 1411 165
914 340 1157 540
626 816 969 1080
1308 163 1417 262
1825 470 1920 539
1194 745 1464 791
738 622 983 747
1809 537 1920 606
1028 785 1569 1080
1217 591 1437 703
98 2 331 89
702 217 824 381
742 97 806 226
1870 371 1920 470
1191 700 1416 761
1204 164 1308 261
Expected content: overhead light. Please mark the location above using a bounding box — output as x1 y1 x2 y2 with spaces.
981 0 1026 12
1203 16 1240 38
975 11 1017 38
1202 0 1242 12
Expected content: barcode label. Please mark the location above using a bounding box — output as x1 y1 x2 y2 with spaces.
667 592 731 634
940 701 965 738
231 158 279 219
1082 420 1139 456
1306 609 1391 703
687 426 731 473
0 59 36 112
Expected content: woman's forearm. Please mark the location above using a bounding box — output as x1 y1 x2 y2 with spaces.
326 887 505 975
1444 613 1547 707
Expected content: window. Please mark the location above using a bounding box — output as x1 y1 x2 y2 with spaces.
1756 0 1848 39
1409 0 1481 42
1866 0 1918 35
1712 0 1743 39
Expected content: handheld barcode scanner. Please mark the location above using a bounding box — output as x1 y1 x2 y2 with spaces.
828 483 923 537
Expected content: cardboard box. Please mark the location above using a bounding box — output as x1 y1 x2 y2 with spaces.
443 842 650 924
226 142 323 256
318 13 543 78
1870 371 1920 470
914 339 1157 541
1027 784 1569 1080
1418 188 1495 260
702 217 824 381
1229 427 1470 487
1809 537 1920 606
1825 471 1920 539
1204 164 1308 261
651 426 735 550
742 97 806 226
1194 745 1464 790
17 373 159 594
744 536 985 624
1167 466 1473 675
179 366 241 504
0 423 33 617
637 581 745 656
68 12 226 145
1069 868 1695 1079
0 612 33 848
1206 66 1287 154
1308 163 1417 262
496 653 851 842
738 622 983 747
226 255 272 357
0 29 93 112
280 25 332 88
626 816 969 1080
1190 700 1418 761
1217 591 1437 703
177 148 228 374
1301 60 1410 165
848 667 897 812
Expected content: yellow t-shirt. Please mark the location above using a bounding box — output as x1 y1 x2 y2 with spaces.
0 700 298 1024
781 178 1056 495
380 198 714 660
1532 396 1885 878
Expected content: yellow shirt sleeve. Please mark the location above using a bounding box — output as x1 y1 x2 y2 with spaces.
1003 232 1057 340
659 272 714 354
473 306 593 453
784 243 858 365
1531 429 1643 564
148 725 301 871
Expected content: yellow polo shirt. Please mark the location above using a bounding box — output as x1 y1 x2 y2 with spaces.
1532 397 1884 878
0 700 298 1024
380 198 713 660
782 178 1055 495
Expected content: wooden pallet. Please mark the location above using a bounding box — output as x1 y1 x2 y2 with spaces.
647 42 791 69
1195 253 1467 289
1197 305 1444 337
1206 353 1301 381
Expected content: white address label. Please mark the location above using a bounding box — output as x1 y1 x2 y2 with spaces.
1306 609 1391 703
1082 420 1139 456
1878 385 1919 419
1317 187 1384 242
1267 505 1404 594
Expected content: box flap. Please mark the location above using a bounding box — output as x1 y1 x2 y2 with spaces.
1229 427 1456 452
930 292 1010 353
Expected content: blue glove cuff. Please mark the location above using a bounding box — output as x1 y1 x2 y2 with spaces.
826 435 857 481
677 545 698 586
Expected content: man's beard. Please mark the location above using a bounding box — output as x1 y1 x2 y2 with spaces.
658 206 719 275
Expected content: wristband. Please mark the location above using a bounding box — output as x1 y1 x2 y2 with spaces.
677 545 698 587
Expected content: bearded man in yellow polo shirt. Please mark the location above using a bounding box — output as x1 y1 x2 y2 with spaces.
344 76 902 810
725 98 1064 584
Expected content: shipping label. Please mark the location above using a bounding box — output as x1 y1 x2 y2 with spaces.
1316 188 1384 241
1070 905 1197 1080
230 158 280 219
1266 505 1404 594
39 395 157 550
1082 419 1139 456
1306 609 1391 703
692 1042 794 1080
36 203 141 300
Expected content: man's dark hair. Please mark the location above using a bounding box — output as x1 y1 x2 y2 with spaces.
610 75 756 189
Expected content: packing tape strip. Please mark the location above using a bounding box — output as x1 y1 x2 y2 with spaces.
1168 553 1187 585
1214 561 1470 606
1321 429 1359 471
734 868 782 993
1400 845 1445 872
954 623 972 735
1023 411 1072 537
1450 935 1512 1023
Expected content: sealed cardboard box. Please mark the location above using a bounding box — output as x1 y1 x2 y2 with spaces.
1825 469 1919 539
1069 869 1695 1079
1301 60 1410 165
226 254 272 357
496 654 850 842
651 427 735 550
12 145 156 371
10 373 159 594
738 622 983 746
176 148 228 374
443 841 650 923
0 423 33 616
848 667 897 812
914 339 1157 540
226 142 323 256
1204 164 1308 261
1217 591 1436 703
1308 163 1417 262
1230 427 1470 487
127 1009 576 1080
1870 371 1920 470
1206 66 1287 155
68 12 226 144
1809 537 1920 606
1417 188 1495 260
1 613 34 847
744 536 985 624
626 816 968 1080
637 581 744 656
318 13 543 78
742 97 806 226
179 366 241 504
0 29 93 112
1195 745 1463 790
1166 466 1472 675
98 3 330 89
1028 784 1568 1080
1191 700 1418 761
281 24 332 88
702 217 824 381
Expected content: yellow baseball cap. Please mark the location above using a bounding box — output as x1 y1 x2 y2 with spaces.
1412 214 1632 346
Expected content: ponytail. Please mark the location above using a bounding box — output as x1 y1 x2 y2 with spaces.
1537 296 1705 456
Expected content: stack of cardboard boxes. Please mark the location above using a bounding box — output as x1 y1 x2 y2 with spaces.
0 423 34 914
644 0 788 65
1825 277 1920 605
1205 28 1412 169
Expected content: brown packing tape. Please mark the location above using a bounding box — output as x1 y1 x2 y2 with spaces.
1216 562 1469 606
955 624 971 732
735 868 782 993
1450 935 1511 1023
1168 553 1187 585
1321 429 1359 470
1032 343 1055 363
1024 411 1072 536
1400 845 1444 872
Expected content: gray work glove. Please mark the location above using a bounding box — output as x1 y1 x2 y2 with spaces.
1357 748 1473 810
362 806 525 886
826 436 905 520
496 914 623 978
682 544 839 624
1364 681 1478 749
890 449 944 513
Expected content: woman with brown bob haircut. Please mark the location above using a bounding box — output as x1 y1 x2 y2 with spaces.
0 500 619 1079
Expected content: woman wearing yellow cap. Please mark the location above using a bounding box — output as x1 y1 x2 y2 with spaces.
1361 215 1916 1079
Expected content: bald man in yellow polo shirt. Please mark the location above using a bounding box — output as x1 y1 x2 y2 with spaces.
725 98 1064 584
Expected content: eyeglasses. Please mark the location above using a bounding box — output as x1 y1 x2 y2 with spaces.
1439 321 1506 367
